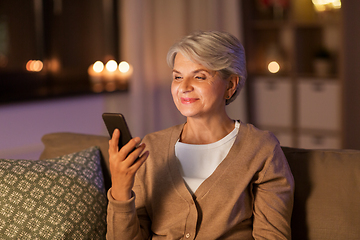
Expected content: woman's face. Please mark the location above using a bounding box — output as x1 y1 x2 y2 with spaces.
171 53 228 119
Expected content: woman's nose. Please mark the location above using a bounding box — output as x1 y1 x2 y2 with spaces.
179 77 194 92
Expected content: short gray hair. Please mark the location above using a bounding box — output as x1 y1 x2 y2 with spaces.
167 31 247 105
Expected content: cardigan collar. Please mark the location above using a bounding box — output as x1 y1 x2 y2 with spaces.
166 121 250 201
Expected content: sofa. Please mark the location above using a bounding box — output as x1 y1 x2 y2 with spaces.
1 132 359 239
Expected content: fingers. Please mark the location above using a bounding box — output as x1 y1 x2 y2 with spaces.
108 128 145 164
120 137 141 158
109 129 120 155
121 142 147 167
132 149 149 169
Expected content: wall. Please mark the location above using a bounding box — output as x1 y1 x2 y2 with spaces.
0 92 131 160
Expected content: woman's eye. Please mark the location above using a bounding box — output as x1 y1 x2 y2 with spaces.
195 76 206 80
173 76 182 80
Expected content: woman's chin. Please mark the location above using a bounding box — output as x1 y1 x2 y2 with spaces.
179 111 196 118
177 108 199 118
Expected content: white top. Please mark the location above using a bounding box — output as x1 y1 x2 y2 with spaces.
175 121 240 194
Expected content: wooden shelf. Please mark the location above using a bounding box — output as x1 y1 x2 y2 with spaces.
242 0 343 149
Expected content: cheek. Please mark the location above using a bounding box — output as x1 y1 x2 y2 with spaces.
208 82 227 98
217 81 228 95
171 82 178 100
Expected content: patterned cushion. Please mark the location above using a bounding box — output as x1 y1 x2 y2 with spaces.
0 146 107 239
39 132 111 191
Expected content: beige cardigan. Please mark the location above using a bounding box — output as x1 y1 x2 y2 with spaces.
107 122 294 240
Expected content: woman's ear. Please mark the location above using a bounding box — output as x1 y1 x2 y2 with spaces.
226 75 239 98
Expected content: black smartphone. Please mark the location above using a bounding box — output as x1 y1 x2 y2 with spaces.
102 113 133 151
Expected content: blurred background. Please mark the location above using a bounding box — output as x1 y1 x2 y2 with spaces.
0 0 359 160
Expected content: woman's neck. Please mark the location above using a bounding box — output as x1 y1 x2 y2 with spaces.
180 116 235 144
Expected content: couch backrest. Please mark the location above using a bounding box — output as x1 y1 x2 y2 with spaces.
40 133 360 239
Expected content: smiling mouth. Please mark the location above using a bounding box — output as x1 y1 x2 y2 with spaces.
181 97 199 104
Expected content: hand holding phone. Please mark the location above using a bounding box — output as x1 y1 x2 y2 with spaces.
103 113 149 201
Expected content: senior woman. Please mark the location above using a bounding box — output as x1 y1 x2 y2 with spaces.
106 31 294 240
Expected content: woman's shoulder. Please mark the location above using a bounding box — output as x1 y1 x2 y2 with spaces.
238 121 280 150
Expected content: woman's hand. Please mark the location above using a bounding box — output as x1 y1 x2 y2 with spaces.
108 129 149 201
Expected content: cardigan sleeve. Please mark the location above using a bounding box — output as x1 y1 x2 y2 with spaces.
252 144 295 240
106 184 151 240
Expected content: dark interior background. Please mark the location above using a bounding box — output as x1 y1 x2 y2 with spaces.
0 0 120 104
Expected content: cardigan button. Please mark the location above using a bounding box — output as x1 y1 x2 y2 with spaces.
185 233 191 238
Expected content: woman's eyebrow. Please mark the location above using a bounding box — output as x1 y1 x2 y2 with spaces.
172 69 211 74
194 69 217 76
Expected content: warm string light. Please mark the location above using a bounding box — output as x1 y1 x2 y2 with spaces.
312 0 341 12
93 61 104 73
105 60 118 72
88 60 133 92
265 43 283 74
268 61 280 74
26 60 43 72
119 61 130 73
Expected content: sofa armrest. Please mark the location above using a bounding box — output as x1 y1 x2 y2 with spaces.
282 146 360 240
